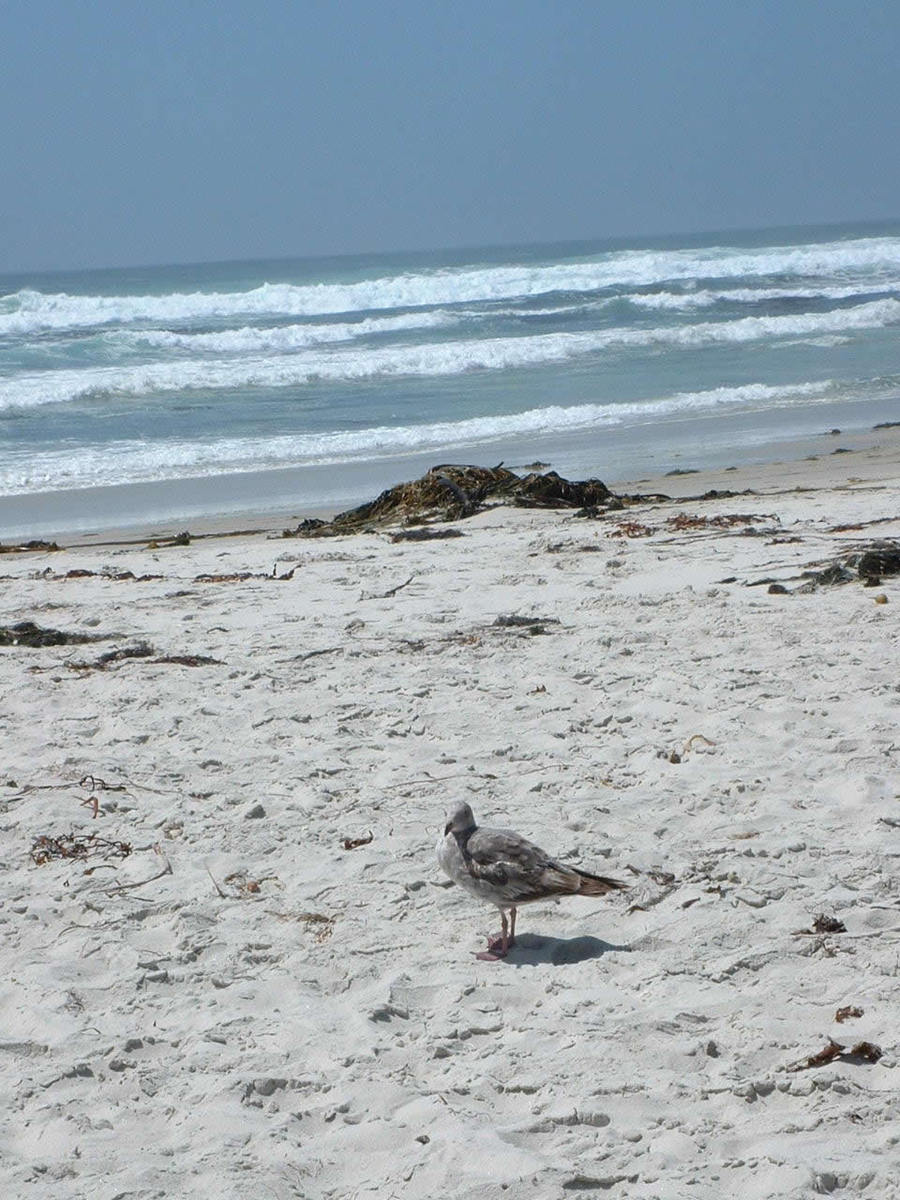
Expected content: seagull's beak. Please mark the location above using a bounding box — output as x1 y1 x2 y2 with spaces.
444 821 452 836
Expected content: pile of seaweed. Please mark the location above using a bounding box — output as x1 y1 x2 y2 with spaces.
805 540 900 587
0 621 105 648
283 464 629 537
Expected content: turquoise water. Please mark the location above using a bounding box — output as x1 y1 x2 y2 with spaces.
1 219 899 534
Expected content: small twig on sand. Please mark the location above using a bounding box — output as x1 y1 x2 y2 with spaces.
206 866 228 898
366 575 415 600
79 775 127 793
683 734 717 753
106 851 173 893
295 646 342 662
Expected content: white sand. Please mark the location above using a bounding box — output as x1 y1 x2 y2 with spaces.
2 443 899 1198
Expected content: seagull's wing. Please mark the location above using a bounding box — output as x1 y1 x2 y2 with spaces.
466 826 627 903
465 827 577 903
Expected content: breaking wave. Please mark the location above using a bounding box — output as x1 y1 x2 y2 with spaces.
0 380 836 494
2 234 899 335
1 298 896 411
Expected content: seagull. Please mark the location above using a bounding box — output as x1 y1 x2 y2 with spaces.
437 801 626 960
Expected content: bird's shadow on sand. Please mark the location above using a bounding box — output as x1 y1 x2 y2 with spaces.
503 933 631 966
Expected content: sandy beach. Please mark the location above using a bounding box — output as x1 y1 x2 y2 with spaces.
3 437 900 1198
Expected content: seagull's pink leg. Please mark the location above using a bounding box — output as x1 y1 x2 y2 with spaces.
509 906 517 947
476 909 509 960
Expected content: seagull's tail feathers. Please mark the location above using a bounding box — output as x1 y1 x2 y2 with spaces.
574 868 628 896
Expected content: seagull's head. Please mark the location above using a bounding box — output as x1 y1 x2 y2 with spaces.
444 801 477 837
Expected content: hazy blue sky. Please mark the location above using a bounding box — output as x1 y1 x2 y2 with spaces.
2 0 898 271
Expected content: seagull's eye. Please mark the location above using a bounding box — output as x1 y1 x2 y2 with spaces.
444 822 452 836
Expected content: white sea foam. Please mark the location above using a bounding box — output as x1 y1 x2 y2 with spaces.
2 236 899 335
1 298 896 412
117 310 454 354
0 381 836 494
624 281 900 310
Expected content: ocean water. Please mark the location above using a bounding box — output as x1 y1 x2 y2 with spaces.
1 219 899 536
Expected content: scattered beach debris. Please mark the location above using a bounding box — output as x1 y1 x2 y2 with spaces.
683 733 717 753
0 539 61 554
24 567 166 582
294 645 342 663
206 867 281 899
802 540 900 588
610 521 654 538
0 621 108 648
624 864 678 913
193 567 296 583
146 531 191 548
342 831 374 850
68 644 223 671
794 914 847 935
366 575 415 600
544 540 603 554
854 543 900 578
665 512 772 531
267 910 334 942
282 464 622 536
154 653 223 667
225 871 277 895
787 1039 882 1071
85 642 156 669
390 527 465 542
80 793 101 819
659 733 717 764
30 832 132 866
835 1005 864 1023
697 488 757 499
279 463 775 536
107 847 174 892
68 568 163 581
493 614 561 637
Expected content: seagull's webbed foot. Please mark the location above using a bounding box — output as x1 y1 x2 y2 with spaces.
475 933 511 961
475 949 505 961
475 911 516 961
